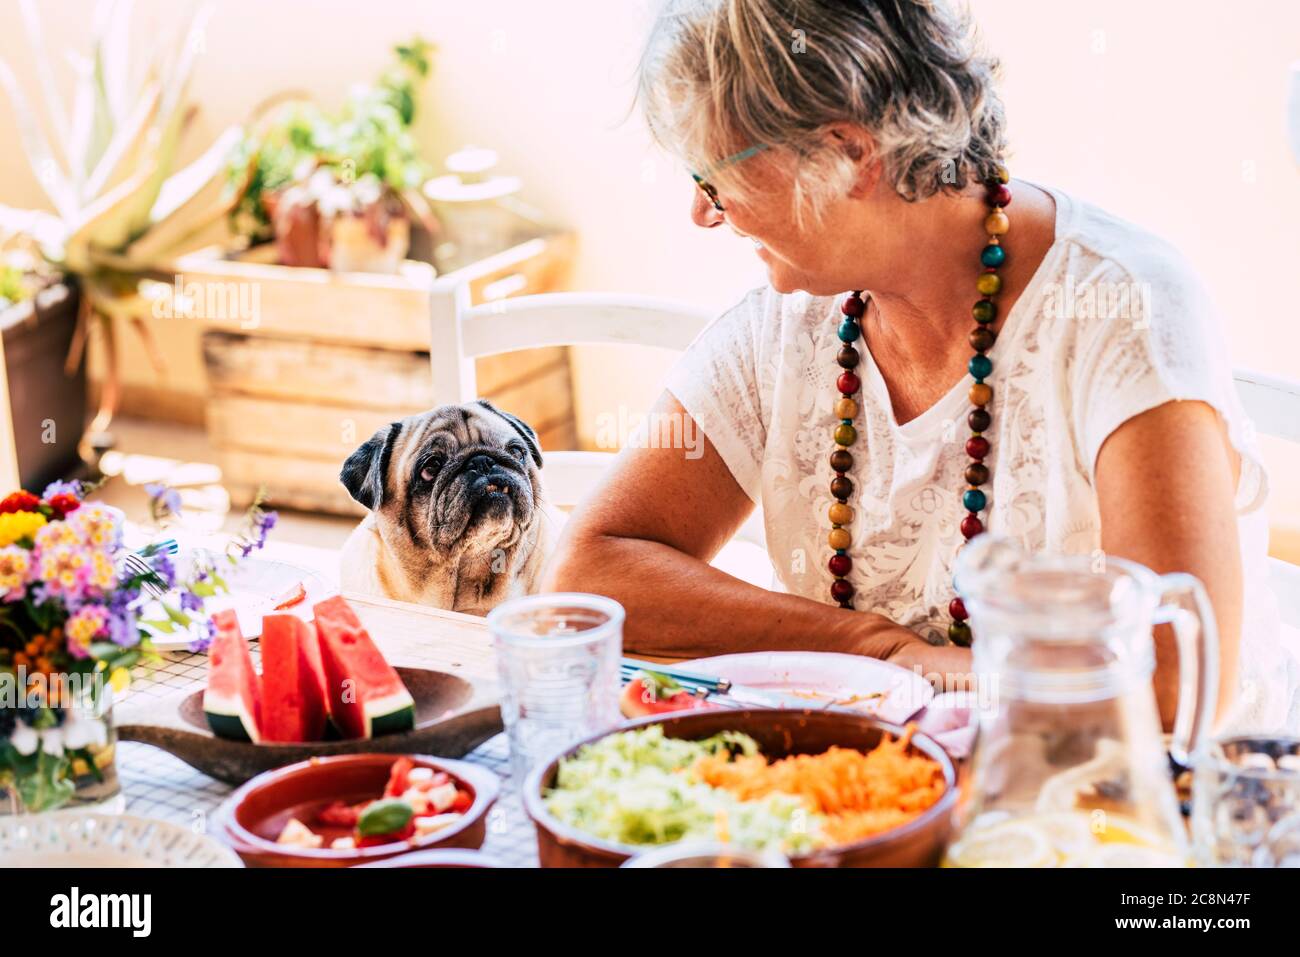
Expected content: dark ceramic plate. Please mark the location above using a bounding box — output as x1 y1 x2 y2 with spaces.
525 709 957 868
213 753 499 867
117 666 502 784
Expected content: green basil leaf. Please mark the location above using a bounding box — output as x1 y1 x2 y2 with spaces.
356 798 414 837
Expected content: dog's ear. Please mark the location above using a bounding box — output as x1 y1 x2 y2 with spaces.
340 421 403 510
476 399 542 468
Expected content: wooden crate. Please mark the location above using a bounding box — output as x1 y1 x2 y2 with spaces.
178 234 578 514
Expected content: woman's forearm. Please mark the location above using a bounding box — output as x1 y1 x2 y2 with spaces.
544 530 920 661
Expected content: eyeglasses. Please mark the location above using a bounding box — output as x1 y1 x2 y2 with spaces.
689 143 769 213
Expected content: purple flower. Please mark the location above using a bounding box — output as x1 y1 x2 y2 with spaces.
239 509 278 558
189 617 216 654
144 483 182 521
41 479 83 500
149 551 177 590
105 588 139 647
179 589 204 613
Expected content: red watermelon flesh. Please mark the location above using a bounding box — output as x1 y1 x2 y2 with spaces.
298 617 329 708
203 609 263 743
260 614 329 742
313 596 415 740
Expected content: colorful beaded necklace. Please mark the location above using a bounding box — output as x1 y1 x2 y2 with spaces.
827 168 1012 647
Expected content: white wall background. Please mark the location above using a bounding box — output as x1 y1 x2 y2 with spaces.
2 0 1298 535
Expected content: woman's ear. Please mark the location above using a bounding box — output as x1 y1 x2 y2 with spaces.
823 122 882 198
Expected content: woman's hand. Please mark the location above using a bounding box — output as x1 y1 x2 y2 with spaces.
861 625 975 692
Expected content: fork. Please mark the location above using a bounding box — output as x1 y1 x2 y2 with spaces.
121 542 177 599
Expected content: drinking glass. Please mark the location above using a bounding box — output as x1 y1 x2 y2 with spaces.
1192 734 1300 867
487 593 623 778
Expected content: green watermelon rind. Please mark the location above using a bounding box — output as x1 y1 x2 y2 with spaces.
314 598 416 741
204 610 262 744
364 693 416 738
203 691 261 743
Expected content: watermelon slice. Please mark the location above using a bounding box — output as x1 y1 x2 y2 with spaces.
203 609 263 742
272 580 306 610
313 596 415 739
260 614 329 742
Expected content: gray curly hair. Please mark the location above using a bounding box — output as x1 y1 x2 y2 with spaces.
638 0 1007 216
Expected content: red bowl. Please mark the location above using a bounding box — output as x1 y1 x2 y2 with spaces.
356 849 503 868
524 709 957 868
214 753 499 867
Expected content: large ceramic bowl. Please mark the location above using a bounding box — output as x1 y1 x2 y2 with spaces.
525 709 957 868
214 753 499 867
356 849 504 868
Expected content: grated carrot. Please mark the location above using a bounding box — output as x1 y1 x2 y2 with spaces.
692 724 946 845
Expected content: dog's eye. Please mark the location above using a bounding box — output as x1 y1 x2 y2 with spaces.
418 457 443 482
508 444 529 463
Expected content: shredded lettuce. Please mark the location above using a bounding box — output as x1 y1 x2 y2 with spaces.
544 725 822 854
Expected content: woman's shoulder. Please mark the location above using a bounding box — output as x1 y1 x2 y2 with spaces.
1028 188 1227 373
1045 188 1212 312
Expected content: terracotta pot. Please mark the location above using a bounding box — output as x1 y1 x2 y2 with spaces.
355 849 503 868
524 709 957 868
213 753 499 868
0 282 87 490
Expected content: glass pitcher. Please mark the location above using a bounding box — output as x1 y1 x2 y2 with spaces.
943 536 1218 867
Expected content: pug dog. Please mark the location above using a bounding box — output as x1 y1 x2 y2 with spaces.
338 401 554 614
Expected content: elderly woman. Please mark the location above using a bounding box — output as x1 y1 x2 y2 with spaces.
544 0 1295 731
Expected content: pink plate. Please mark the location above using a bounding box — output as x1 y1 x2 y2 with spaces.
684 651 933 725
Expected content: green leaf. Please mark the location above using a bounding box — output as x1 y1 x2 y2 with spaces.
356 798 414 837
140 618 176 634
87 641 119 659
110 648 141 672
163 604 193 627
14 748 74 813
68 747 104 783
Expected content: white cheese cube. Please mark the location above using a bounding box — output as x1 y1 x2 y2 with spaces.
426 782 459 813
414 813 462 835
277 818 323 848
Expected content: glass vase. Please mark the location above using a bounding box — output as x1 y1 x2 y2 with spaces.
1 683 122 816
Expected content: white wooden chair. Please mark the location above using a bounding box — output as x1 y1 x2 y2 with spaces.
1233 368 1300 630
427 280 774 585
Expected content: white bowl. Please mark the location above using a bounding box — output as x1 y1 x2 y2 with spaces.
0 812 242 868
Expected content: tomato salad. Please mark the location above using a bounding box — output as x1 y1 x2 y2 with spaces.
275 757 474 850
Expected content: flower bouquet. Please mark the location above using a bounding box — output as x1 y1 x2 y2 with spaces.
0 481 275 813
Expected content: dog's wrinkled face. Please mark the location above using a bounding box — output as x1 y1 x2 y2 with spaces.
340 401 543 553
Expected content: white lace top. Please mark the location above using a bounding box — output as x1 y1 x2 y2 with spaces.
665 186 1297 732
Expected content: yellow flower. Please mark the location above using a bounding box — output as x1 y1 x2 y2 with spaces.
66 605 107 646
35 522 77 548
0 511 46 547
88 551 117 589
0 544 32 596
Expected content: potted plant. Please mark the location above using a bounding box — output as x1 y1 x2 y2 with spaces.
0 480 277 813
225 38 437 272
0 1 249 467
0 221 85 492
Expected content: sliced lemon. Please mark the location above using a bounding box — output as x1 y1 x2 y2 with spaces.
1031 812 1098 857
1093 816 1169 848
1066 843 1184 868
945 820 1056 868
